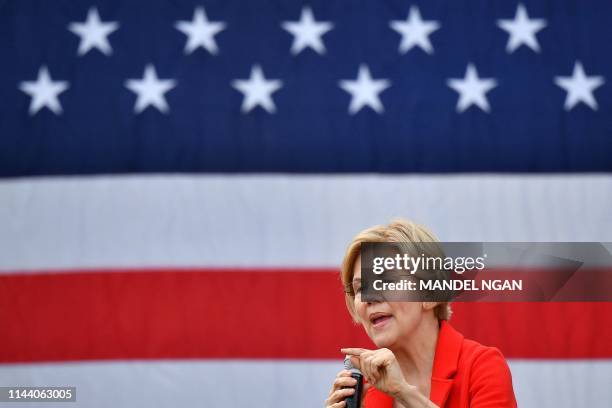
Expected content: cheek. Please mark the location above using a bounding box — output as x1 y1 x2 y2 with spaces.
354 300 367 321
394 304 422 329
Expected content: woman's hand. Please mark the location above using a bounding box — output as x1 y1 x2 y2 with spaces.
341 348 410 399
324 369 371 408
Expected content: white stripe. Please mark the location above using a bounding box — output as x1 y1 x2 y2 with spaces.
509 360 612 408
1 174 611 272
0 360 610 407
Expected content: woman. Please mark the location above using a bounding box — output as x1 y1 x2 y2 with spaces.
325 219 517 408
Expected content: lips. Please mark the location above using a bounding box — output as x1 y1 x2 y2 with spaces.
369 312 393 327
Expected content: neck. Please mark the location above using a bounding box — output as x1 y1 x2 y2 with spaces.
390 316 440 391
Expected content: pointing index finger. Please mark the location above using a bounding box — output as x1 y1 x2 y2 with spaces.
340 348 370 356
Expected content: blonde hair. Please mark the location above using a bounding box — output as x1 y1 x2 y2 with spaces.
340 218 452 321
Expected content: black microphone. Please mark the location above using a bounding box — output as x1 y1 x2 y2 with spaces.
343 355 363 408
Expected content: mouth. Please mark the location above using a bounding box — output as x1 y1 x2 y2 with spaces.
369 312 393 328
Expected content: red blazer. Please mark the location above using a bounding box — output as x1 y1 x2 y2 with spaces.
364 321 517 408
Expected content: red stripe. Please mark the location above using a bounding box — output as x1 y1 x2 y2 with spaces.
1 269 611 363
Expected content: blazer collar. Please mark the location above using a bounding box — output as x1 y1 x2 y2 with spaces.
429 320 463 407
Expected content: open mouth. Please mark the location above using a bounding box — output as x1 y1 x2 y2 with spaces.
369 313 392 327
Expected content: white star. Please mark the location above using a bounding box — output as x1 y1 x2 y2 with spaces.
125 65 177 114
554 61 605 111
281 6 333 55
175 7 226 55
497 4 546 53
19 66 69 115
389 6 440 55
231 65 283 114
68 7 119 56
339 65 391 114
447 64 497 113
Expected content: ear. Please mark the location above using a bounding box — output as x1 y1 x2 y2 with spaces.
422 302 438 312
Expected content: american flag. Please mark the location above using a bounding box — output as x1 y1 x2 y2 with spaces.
1 1 611 407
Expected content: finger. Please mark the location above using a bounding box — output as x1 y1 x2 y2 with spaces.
326 391 346 407
372 351 394 380
375 351 392 375
379 349 395 368
364 354 378 385
333 376 357 389
329 387 355 402
325 395 339 407
371 354 391 370
358 353 373 384
329 371 353 396
358 350 373 369
369 361 381 384
361 362 373 383
340 348 370 356
336 370 353 378
326 387 350 405
329 402 346 408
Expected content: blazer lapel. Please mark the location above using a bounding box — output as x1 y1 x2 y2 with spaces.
429 321 463 407
430 378 453 407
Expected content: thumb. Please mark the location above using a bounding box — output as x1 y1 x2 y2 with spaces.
350 355 362 371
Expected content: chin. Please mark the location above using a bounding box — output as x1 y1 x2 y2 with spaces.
369 329 398 348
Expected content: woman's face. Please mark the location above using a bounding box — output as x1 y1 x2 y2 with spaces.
352 255 424 348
